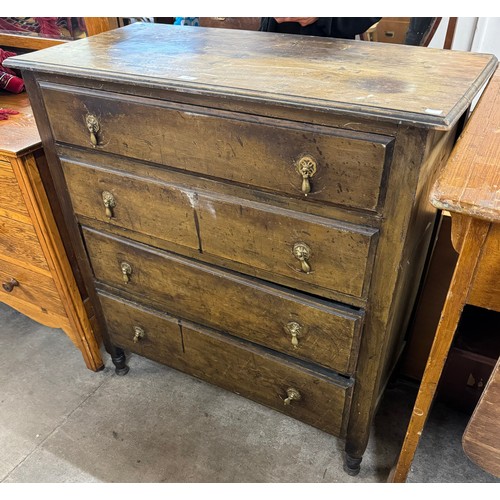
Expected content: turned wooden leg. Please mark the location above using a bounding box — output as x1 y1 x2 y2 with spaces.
111 346 129 376
343 453 362 476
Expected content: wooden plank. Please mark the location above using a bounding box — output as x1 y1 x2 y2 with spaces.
83 17 119 36
0 93 41 156
0 32 65 50
431 71 500 222
389 217 491 482
0 160 30 217
462 356 500 478
5 23 497 129
468 223 500 311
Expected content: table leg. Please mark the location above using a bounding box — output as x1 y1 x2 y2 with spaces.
388 217 491 482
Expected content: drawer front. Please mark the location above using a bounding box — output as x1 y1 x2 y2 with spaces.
0 160 29 218
61 160 200 251
41 84 393 212
99 290 352 437
0 214 49 271
85 228 363 375
63 159 377 298
98 291 186 365
0 256 66 316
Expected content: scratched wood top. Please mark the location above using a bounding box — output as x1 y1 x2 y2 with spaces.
431 71 500 222
0 92 41 156
5 23 498 130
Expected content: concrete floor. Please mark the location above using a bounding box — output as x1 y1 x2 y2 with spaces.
0 302 498 483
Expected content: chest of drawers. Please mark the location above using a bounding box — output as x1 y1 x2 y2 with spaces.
7 23 497 475
0 93 102 371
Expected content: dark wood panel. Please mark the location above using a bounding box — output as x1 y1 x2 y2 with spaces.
85 228 363 375
100 289 352 437
42 83 392 213
62 159 377 298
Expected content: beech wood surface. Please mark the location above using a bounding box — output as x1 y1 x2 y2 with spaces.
462 356 500 477
391 69 500 483
0 92 103 370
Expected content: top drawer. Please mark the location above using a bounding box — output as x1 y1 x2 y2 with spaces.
40 83 394 213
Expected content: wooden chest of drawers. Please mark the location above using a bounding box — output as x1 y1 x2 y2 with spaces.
7 23 496 475
0 93 102 371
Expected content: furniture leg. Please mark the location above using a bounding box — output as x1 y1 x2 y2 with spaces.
343 453 362 476
110 345 129 376
389 217 491 482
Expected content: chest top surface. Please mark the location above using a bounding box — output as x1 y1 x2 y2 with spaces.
5 22 498 129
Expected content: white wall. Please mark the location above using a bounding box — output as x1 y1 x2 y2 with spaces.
428 17 499 108
429 16 500 58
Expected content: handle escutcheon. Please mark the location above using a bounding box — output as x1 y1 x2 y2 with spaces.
86 114 100 147
2 278 19 293
296 155 317 196
133 326 145 343
102 191 116 219
293 242 312 274
283 387 302 406
121 262 132 284
284 321 302 348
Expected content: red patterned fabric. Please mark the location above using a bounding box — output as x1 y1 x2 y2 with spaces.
0 71 24 93
0 17 87 40
0 108 20 120
0 49 24 93
0 49 17 75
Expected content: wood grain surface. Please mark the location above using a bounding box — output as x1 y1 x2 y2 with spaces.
463 355 500 478
62 159 377 299
41 83 393 213
0 93 41 156
100 289 352 438
431 70 500 222
6 23 497 129
84 227 363 375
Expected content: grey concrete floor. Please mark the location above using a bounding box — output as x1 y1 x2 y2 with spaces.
0 302 498 483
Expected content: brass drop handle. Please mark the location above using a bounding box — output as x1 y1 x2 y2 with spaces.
283 387 302 406
133 326 145 343
86 114 100 146
296 155 317 196
293 242 312 274
121 262 132 283
102 191 116 219
2 278 19 292
284 321 302 348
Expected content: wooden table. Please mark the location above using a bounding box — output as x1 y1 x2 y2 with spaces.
390 70 500 481
0 92 103 371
